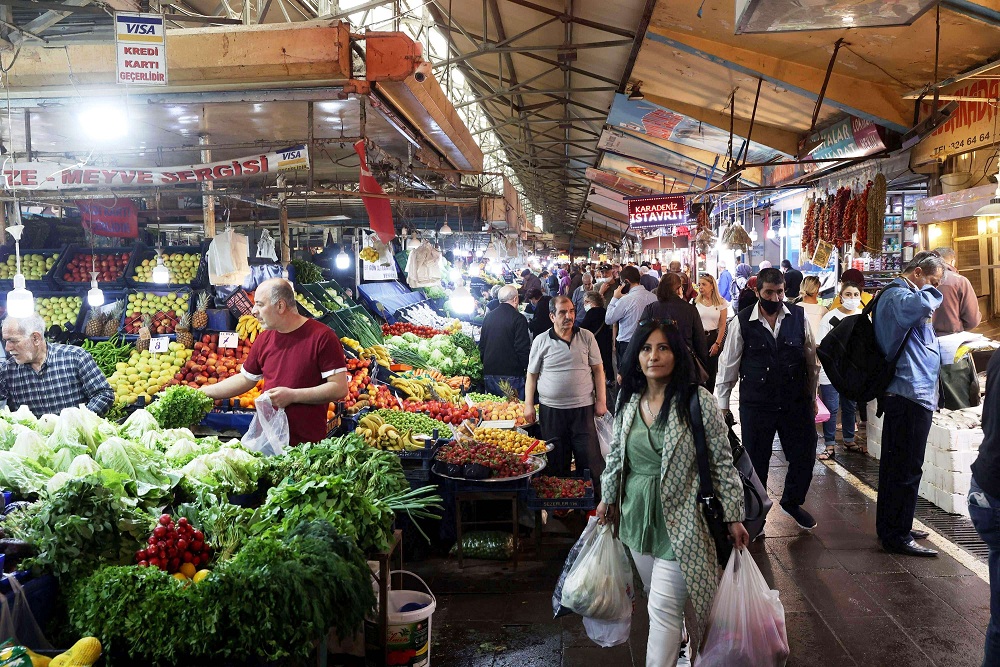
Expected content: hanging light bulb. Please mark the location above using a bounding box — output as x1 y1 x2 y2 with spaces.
87 271 105 307
5 223 33 318
448 283 476 314
151 252 170 284
975 161 1000 232
439 220 453 235
335 247 350 270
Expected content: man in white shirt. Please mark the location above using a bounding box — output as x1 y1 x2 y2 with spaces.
715 268 820 532
605 265 658 372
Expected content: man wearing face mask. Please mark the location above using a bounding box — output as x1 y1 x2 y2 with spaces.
715 267 820 532
873 251 946 557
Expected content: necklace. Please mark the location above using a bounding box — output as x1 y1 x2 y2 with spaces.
643 392 663 419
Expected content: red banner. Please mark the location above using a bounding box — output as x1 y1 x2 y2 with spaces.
354 141 395 244
77 198 139 238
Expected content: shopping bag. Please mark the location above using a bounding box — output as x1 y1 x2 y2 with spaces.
814 397 830 424
696 548 789 667
595 413 614 458
582 615 631 648
561 522 634 620
553 516 600 618
3 575 52 651
241 393 289 457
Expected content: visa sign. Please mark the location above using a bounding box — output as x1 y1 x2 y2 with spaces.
115 13 167 85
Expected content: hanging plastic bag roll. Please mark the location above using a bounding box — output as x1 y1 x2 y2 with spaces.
208 229 251 286
241 392 289 457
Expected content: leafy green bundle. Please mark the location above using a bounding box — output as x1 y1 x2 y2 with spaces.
147 385 215 429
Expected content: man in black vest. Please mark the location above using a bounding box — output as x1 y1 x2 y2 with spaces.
714 268 820 531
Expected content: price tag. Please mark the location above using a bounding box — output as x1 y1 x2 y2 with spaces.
149 336 170 354
219 331 239 349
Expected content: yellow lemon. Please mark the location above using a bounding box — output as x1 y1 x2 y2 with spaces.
193 569 211 583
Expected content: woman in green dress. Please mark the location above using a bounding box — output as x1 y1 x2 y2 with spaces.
596 319 747 665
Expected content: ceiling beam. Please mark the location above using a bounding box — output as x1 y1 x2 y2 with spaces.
433 38 633 69
500 0 636 39
644 27 910 133
517 51 621 86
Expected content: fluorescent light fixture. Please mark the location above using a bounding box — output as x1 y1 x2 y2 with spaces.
335 248 351 269
79 105 129 142
5 224 32 317
974 162 1000 229
151 253 170 284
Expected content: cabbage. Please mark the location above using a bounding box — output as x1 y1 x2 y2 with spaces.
8 405 36 426
401 332 420 343
0 450 53 496
11 426 49 463
49 448 76 473
164 439 204 465
120 409 160 442
48 407 116 453
180 457 219 489
387 335 407 348
45 472 72 495
67 454 102 478
429 349 445 364
454 347 466 360
95 437 177 502
35 414 58 436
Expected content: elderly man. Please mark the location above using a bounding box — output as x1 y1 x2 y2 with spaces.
0 315 114 416
572 272 594 324
519 268 542 300
525 288 553 338
478 285 531 399
874 251 946 557
717 261 733 306
525 296 607 482
638 265 659 292
201 278 349 446
932 246 981 335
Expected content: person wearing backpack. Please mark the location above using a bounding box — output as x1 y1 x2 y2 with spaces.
816 281 864 461
715 267 820 532
873 251 946 558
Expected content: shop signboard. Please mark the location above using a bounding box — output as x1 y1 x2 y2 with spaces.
607 94 784 164
598 130 709 183
115 13 166 85
627 195 687 231
77 198 138 238
911 78 1000 165
585 167 656 197
762 116 888 187
600 153 681 193
362 259 398 281
0 145 308 191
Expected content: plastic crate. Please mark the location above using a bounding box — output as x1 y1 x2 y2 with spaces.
53 243 137 289
0 289 86 332
0 245 65 291
303 281 355 315
523 470 596 511
120 287 193 338
126 243 207 289
79 290 127 339
292 286 326 319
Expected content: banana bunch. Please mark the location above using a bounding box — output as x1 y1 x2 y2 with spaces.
363 344 392 367
236 315 261 342
359 246 380 263
341 337 364 354
391 376 457 402
356 413 424 451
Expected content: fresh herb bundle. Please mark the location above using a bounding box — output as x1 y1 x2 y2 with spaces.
148 385 214 429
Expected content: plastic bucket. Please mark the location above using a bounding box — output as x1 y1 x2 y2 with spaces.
365 571 436 667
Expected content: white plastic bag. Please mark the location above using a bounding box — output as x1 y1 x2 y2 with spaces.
561 523 633 620
241 393 288 457
208 229 251 286
256 229 277 261
583 616 631 648
595 412 614 458
553 515 601 618
696 548 789 667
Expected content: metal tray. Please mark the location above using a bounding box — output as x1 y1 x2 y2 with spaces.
431 455 546 483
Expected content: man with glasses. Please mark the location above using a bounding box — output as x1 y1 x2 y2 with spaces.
524 296 608 484
606 265 658 373
715 267 820 532
0 314 115 416
873 250 946 557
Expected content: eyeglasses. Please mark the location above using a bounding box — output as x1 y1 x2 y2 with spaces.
638 317 678 329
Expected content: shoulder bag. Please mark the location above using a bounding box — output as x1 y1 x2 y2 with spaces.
688 389 770 565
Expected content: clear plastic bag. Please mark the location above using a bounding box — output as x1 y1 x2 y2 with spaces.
595 413 614 458
561 522 633 620
241 393 288 457
208 229 251 286
448 531 513 560
696 548 789 667
553 515 600 618
582 616 631 648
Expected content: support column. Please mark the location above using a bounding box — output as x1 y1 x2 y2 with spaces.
199 134 216 238
277 175 290 265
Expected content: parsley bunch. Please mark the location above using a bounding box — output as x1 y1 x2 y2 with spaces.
148 385 215 429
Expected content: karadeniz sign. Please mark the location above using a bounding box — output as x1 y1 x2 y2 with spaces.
627 195 687 230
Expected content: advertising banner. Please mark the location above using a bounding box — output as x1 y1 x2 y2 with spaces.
911 79 1000 165
762 117 888 187
78 198 139 238
355 140 396 244
0 145 308 191
627 195 687 230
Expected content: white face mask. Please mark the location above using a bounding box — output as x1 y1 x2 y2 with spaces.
584 304 593 312
842 298 861 311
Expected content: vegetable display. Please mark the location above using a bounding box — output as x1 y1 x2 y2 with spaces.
531 476 593 499
436 442 534 479
381 322 447 338
289 258 324 284
81 336 133 378
384 332 483 380
147 385 215 429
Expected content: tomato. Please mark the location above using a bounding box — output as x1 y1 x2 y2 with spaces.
192 540 204 552
148 536 157 546
182 552 194 563
138 560 148 567
177 517 189 527
136 549 147 561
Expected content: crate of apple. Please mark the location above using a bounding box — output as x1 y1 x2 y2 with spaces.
123 291 191 335
0 249 61 284
130 246 204 286
57 247 132 285
136 514 212 573
169 333 251 389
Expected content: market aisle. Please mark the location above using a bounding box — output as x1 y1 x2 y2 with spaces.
411 436 990 667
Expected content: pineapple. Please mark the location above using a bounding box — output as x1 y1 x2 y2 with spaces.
498 379 519 403
103 300 123 337
192 291 210 330
84 310 106 338
175 313 193 349
136 314 152 352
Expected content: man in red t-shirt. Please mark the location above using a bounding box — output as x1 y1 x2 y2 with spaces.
201 278 349 445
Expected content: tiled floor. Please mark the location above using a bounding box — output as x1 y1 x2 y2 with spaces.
409 437 991 666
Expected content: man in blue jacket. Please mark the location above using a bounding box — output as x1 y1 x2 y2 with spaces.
873 250 946 557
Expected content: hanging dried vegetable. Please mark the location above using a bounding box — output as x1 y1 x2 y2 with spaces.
867 173 888 253
842 196 857 247
801 197 816 257
695 228 716 255
696 208 709 232
855 181 871 252
832 186 852 246
721 224 753 252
